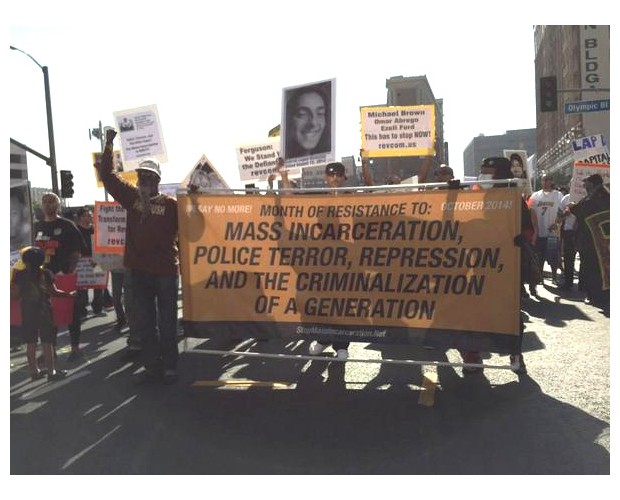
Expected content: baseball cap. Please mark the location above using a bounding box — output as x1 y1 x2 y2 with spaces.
325 162 347 179
136 158 161 180
584 173 603 186
436 164 454 177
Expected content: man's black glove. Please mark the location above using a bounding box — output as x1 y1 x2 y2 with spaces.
447 179 461 190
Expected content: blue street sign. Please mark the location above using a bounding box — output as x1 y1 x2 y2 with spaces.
564 99 610 114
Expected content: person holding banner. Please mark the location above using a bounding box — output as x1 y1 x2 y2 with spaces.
284 84 331 160
34 192 86 362
97 137 180 385
463 157 529 375
306 162 352 360
568 174 610 313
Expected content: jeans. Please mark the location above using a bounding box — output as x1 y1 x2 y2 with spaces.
130 269 179 372
110 270 127 324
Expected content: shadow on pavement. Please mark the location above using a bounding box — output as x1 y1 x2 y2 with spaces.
11 333 609 475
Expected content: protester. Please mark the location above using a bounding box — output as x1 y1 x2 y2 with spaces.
34 192 86 362
306 161 351 361
462 157 529 375
284 84 331 159
558 191 578 290
11 246 74 381
568 174 610 312
528 174 563 288
97 136 180 385
75 207 105 317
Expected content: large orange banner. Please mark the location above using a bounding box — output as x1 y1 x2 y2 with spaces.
178 188 522 353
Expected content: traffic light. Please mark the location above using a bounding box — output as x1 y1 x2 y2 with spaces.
540 76 558 112
60 170 74 198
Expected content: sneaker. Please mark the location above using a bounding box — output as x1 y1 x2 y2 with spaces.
462 351 483 374
93 311 108 317
48 370 68 381
335 349 349 361
510 354 527 375
163 369 178 384
308 341 327 355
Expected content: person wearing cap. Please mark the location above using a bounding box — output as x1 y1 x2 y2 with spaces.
460 157 532 375
11 246 75 381
97 151 180 384
567 174 610 312
34 192 86 362
306 162 351 360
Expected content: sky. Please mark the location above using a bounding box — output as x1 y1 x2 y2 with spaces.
4 1 574 208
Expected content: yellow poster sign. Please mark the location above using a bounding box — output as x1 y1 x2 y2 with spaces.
360 105 436 158
178 188 521 352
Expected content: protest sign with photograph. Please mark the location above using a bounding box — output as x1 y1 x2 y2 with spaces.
281 78 336 169
182 155 230 191
113 104 168 167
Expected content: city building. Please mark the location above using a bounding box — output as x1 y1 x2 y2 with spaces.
534 25 610 185
463 128 536 177
10 142 28 188
362 75 446 184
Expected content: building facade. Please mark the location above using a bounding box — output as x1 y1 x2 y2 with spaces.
534 25 610 183
463 128 536 177
363 75 446 184
10 142 28 188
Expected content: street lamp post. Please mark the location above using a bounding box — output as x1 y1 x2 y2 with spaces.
10 45 59 195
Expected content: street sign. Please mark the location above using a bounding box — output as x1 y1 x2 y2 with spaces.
564 99 610 114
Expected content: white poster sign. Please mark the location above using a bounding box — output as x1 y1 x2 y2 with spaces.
571 134 610 164
76 257 108 289
236 138 281 182
361 105 436 158
113 104 168 167
182 155 230 191
569 162 610 202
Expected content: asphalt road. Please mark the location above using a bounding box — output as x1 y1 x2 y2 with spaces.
10 277 610 476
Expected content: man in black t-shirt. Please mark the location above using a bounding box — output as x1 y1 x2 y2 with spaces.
34 192 86 361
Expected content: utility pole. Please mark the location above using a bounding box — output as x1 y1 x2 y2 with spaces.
89 121 109 201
